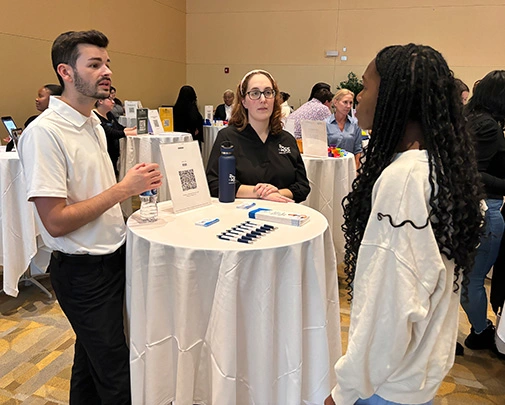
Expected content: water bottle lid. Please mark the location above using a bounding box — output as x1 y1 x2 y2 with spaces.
140 189 158 196
220 141 234 155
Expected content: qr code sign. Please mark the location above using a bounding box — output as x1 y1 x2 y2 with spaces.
179 169 197 191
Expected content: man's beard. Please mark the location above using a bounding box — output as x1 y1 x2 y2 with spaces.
74 69 109 100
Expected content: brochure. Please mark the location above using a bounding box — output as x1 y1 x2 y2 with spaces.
300 120 328 157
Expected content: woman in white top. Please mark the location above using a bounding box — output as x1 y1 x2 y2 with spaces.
325 44 483 405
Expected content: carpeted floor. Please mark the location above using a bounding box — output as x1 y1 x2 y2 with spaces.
0 271 504 404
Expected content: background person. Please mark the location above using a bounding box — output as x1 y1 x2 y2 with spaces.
455 78 470 104
173 85 204 145
286 87 333 139
206 69 310 203
18 30 162 404
326 89 363 168
24 84 62 128
109 85 125 119
280 91 292 119
325 44 482 405
460 70 505 354
94 96 136 175
214 89 234 121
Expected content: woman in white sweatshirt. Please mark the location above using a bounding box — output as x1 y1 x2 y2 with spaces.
325 44 483 405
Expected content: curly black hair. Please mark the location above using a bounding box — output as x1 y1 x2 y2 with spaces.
342 44 483 301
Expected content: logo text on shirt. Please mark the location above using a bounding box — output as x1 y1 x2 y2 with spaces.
278 144 291 154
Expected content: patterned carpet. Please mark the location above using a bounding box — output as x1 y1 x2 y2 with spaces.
0 271 504 404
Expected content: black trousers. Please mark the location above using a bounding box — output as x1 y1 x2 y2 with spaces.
49 246 131 405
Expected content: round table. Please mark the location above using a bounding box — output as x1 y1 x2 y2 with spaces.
302 154 356 264
118 132 193 216
126 199 341 405
0 152 50 297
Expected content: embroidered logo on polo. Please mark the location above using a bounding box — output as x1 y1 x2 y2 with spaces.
278 144 291 154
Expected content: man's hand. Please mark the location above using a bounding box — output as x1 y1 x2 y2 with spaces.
120 163 162 196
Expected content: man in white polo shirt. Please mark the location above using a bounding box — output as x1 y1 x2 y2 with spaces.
18 30 162 405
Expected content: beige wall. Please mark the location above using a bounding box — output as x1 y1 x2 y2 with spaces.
0 0 186 139
186 0 505 111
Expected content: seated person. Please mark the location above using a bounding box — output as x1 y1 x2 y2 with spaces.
206 69 310 203
24 84 62 128
94 96 136 175
109 86 125 119
214 89 234 121
286 87 333 139
326 89 363 168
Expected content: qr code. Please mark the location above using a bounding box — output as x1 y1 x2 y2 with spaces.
179 169 197 191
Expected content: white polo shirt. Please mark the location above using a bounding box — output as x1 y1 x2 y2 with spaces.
19 96 125 255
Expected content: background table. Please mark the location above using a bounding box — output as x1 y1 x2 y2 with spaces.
302 154 356 264
0 151 50 297
118 132 193 216
202 126 224 169
126 199 341 405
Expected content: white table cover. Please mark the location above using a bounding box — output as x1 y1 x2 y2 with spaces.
126 199 341 405
118 133 193 216
0 152 48 297
302 154 356 264
202 126 224 169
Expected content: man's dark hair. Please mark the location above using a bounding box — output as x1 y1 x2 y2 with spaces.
342 44 483 302
44 84 62 96
308 82 331 101
313 88 333 104
465 70 505 126
51 30 109 88
280 91 290 102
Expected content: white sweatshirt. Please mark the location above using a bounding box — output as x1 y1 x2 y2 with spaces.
332 150 460 404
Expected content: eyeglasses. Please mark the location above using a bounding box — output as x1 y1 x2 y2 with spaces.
246 89 276 100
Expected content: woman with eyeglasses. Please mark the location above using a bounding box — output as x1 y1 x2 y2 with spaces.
206 69 310 203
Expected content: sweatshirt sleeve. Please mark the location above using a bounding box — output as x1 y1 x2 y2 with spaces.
331 160 441 404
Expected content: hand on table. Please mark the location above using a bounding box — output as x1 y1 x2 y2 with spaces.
254 183 279 199
261 192 293 203
124 126 137 136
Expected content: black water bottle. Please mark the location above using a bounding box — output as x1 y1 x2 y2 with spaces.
218 141 236 203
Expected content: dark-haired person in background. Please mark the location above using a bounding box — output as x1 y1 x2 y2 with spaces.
460 70 505 354
109 85 125 119
325 44 482 405
24 84 62 128
286 86 333 139
307 81 331 101
18 30 162 404
454 78 470 104
173 85 204 145
280 91 292 120
94 96 137 176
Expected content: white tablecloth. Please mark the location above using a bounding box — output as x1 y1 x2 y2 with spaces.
302 154 356 263
126 199 341 405
0 152 49 297
202 126 224 169
118 133 193 216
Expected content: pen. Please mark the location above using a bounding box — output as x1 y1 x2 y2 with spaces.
217 235 252 244
222 232 254 241
231 227 261 238
240 223 270 233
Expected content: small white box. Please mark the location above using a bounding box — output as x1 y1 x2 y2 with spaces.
248 208 310 227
